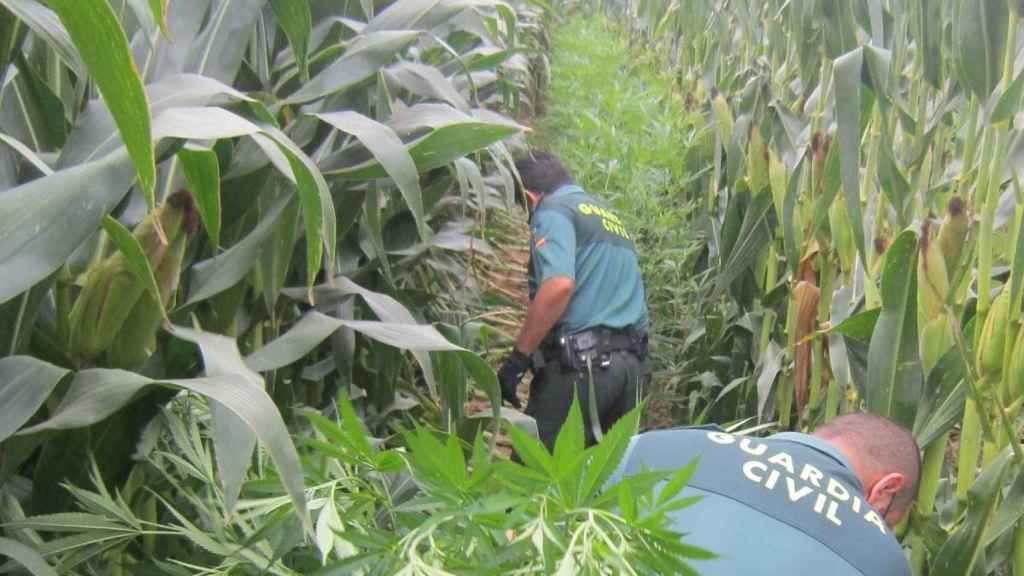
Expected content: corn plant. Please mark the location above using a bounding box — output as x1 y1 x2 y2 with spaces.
0 0 549 571
583 0 1024 573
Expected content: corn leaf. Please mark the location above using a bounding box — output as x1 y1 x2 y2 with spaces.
169 326 266 518
100 215 166 322
877 142 911 228
756 340 784 421
187 0 265 83
47 0 154 209
0 132 53 175
324 105 522 178
0 150 135 306
0 0 82 76
385 61 470 111
271 0 312 81
0 280 51 357
913 346 968 445
955 0 1008 100
990 69 1024 125
149 0 168 35
0 537 57 576
915 0 943 88
1011 206 1024 317
781 153 806 278
259 195 301 314
59 74 252 168
177 144 222 249
714 188 772 297
932 449 1012 575
984 470 1024 548
251 124 336 294
244 311 343 373
285 30 419 104
16 369 149 435
0 356 68 443
866 229 922 427
833 47 868 267
316 111 427 240
187 190 293 306
2 354 309 534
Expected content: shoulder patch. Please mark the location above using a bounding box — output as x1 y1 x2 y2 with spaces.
534 236 546 249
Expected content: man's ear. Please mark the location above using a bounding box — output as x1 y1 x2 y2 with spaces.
525 189 541 210
867 472 905 506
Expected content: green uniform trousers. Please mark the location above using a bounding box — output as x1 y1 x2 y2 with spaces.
525 349 650 451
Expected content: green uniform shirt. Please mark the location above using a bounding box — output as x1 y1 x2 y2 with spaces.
612 428 911 576
528 185 648 333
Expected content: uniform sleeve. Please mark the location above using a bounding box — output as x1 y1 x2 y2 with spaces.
530 209 576 282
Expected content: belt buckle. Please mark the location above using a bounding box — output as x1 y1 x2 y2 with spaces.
574 331 596 350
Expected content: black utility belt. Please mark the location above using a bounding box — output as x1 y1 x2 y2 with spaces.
536 326 648 372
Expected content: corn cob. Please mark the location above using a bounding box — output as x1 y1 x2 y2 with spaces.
976 285 1010 379
920 314 954 377
710 88 734 145
918 219 949 320
870 235 889 278
957 398 984 505
829 197 854 275
811 132 830 196
746 126 768 193
937 196 969 276
791 279 820 423
1004 323 1024 405
68 190 197 364
106 228 188 369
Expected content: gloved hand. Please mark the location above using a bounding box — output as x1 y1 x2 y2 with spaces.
497 349 531 409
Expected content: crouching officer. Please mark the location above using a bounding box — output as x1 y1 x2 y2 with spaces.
497 150 650 451
611 413 920 575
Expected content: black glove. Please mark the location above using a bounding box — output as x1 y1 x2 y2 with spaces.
497 349 531 409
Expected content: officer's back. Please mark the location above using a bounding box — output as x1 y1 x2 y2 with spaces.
613 416 918 576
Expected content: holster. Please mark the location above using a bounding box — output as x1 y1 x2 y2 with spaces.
540 326 648 373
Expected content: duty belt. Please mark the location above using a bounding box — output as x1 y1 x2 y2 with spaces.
536 326 648 372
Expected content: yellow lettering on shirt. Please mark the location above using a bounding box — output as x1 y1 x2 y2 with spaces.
706 430 889 534
578 202 630 240
601 217 631 240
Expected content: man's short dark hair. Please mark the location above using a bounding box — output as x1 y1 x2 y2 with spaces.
514 150 574 196
815 413 921 511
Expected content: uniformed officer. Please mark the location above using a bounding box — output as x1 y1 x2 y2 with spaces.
497 150 650 451
612 412 920 575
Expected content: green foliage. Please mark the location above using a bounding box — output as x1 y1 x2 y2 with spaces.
0 394 709 574
0 0 554 569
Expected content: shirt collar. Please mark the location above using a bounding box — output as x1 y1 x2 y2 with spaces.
531 185 583 221
551 184 583 197
770 432 857 478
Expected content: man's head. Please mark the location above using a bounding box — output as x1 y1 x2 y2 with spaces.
814 413 920 527
514 150 574 210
